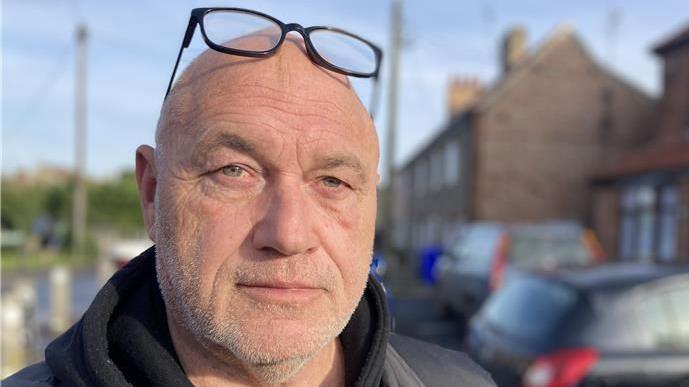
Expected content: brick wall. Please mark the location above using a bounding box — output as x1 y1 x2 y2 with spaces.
473 35 654 223
656 46 689 145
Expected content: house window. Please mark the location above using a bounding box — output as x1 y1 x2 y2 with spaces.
685 94 689 138
636 186 656 261
444 141 460 186
414 159 427 197
658 186 679 262
618 184 679 262
619 189 636 260
430 150 444 191
393 171 409 222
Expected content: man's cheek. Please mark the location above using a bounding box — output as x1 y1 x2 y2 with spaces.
340 196 375 247
193 201 251 255
326 210 374 281
321 196 366 233
164 184 243 241
178 179 245 223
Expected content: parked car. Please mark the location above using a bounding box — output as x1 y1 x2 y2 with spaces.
465 263 689 387
434 221 605 321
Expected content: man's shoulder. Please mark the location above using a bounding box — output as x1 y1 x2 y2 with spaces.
2 362 61 387
384 334 496 387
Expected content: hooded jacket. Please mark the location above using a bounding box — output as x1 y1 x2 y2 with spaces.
4 247 495 387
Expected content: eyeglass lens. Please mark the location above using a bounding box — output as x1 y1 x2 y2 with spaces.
203 10 282 52
309 29 378 74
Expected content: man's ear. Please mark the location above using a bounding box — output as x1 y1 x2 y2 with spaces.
136 145 157 242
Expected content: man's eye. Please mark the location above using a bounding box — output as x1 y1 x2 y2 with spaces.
322 176 344 188
221 165 246 177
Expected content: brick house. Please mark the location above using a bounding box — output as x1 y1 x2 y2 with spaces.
393 26 655 257
591 23 689 263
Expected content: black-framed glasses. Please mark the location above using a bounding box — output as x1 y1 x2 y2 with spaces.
165 7 383 116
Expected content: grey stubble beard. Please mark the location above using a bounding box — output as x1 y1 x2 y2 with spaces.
153 198 366 385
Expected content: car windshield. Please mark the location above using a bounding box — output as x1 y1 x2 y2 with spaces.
482 277 579 343
509 226 591 269
449 225 502 270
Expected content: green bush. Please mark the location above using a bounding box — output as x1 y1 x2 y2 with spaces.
1 170 144 252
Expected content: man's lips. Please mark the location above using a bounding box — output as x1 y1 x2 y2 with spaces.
239 280 320 289
236 281 325 303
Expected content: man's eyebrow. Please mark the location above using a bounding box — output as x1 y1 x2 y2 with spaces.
193 132 259 164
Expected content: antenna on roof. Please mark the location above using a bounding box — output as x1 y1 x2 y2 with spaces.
605 8 623 68
482 4 497 38
482 3 497 62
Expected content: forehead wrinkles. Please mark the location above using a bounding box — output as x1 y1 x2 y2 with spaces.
193 81 371 147
158 45 376 161
197 54 358 112
198 83 356 132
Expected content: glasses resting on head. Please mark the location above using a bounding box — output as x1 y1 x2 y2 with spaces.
165 7 384 116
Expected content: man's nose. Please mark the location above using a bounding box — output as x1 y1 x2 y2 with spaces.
251 183 319 257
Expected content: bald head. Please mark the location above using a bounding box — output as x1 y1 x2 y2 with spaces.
156 36 376 152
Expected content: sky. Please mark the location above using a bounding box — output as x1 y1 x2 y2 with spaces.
3 0 689 180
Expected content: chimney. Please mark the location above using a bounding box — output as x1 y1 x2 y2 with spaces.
501 26 527 73
447 76 483 117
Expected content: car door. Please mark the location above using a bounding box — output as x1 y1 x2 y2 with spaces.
587 276 689 386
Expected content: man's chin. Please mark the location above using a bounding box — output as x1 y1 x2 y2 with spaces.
192 308 343 377
222 319 335 363
244 353 314 385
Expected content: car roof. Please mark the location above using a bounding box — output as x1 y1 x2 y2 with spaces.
463 220 582 233
537 263 689 292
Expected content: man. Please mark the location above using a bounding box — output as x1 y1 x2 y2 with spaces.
6 8 494 387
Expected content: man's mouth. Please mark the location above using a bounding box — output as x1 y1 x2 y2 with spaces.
236 281 325 304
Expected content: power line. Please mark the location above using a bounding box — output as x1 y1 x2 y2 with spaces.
11 46 73 132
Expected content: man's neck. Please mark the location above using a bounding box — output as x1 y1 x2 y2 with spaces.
166 316 345 387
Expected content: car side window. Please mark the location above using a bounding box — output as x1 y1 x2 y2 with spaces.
633 278 689 349
637 293 675 348
665 285 689 347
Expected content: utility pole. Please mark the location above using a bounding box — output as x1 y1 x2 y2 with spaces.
383 0 402 280
72 23 88 257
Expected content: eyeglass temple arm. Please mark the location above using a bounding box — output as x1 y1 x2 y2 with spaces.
368 48 383 119
369 76 381 119
164 16 199 99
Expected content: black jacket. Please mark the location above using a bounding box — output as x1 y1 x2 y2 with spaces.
4 247 495 387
